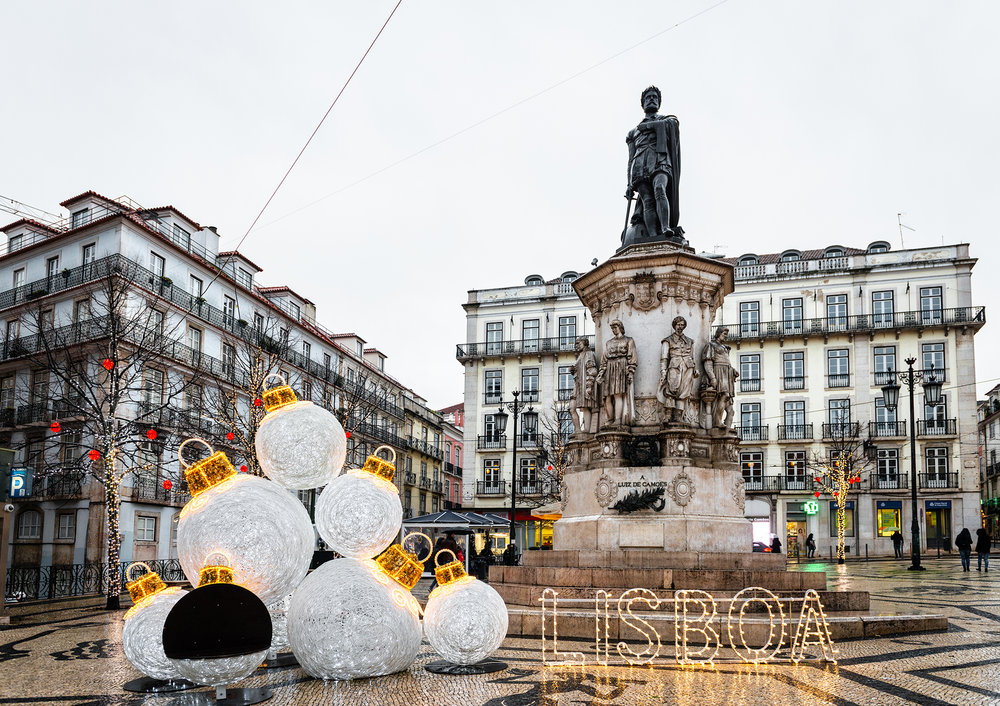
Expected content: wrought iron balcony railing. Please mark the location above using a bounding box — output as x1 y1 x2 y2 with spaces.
869 421 907 438
822 422 860 440
735 425 768 442
477 434 506 450
476 481 506 496
740 377 762 393
782 376 805 390
870 474 908 490
777 424 813 441
456 335 595 361
918 473 959 489
917 419 958 436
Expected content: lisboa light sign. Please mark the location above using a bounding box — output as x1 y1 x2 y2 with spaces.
540 586 837 667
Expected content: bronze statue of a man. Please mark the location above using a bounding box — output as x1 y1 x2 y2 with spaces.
625 86 683 245
658 315 698 424
702 327 738 429
596 320 637 427
570 336 599 434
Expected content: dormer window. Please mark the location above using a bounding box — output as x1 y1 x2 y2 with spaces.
71 208 90 229
560 271 579 283
237 268 253 289
824 247 845 258
737 255 759 266
780 250 800 262
525 275 543 286
867 241 890 254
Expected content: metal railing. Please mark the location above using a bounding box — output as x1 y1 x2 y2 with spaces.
517 434 542 449
871 475 908 490
782 376 805 390
557 388 573 401
6 559 184 602
404 471 416 484
869 421 907 437
477 434 506 450
456 335 594 361
777 424 813 440
743 476 821 492
918 473 959 489
740 378 762 393
735 425 768 442
476 481 506 496
717 306 985 343
131 476 190 505
419 476 430 488
822 422 860 440
917 419 958 436
827 373 851 388
25 473 86 499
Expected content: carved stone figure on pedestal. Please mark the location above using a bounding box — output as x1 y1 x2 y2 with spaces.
623 85 684 248
658 316 698 425
701 327 738 430
571 336 599 435
595 320 637 428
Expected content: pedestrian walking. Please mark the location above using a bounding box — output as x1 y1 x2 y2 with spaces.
956 528 973 572
805 533 816 558
891 530 904 559
976 528 991 572
770 536 782 554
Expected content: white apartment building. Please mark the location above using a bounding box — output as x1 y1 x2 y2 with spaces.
457 272 589 546
977 385 1000 540
459 242 985 557
2 191 447 597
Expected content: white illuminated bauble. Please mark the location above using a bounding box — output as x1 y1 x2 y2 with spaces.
177 474 314 605
255 401 347 490
171 651 267 687
122 588 185 680
315 471 402 559
287 558 422 680
424 577 509 665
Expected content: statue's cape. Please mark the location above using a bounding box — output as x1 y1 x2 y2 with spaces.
651 116 681 229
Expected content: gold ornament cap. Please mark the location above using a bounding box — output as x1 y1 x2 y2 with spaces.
434 560 467 586
198 552 235 587
376 544 425 590
180 437 236 497
126 562 166 603
262 374 297 413
362 445 396 483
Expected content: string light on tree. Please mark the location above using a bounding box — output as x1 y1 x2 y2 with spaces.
254 374 347 490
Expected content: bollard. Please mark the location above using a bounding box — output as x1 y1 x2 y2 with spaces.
865 544 868 561
829 546 833 560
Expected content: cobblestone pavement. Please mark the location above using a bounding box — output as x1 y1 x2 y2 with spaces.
1 556 997 705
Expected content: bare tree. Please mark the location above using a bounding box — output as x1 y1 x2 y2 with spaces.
16 259 203 608
810 428 876 564
525 404 572 511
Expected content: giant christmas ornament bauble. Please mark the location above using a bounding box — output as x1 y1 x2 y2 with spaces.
316 448 402 559
268 595 292 653
121 564 185 680
254 380 347 490
424 558 508 665
287 558 422 680
176 440 314 605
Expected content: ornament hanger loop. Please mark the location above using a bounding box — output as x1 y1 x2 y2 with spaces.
125 562 153 582
263 373 288 387
205 551 231 567
177 437 214 469
402 531 433 563
374 445 396 464
434 549 457 567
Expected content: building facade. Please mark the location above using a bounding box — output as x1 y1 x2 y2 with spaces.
2 191 446 596
977 385 1000 539
458 242 985 557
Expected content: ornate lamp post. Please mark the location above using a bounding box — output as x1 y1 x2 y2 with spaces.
493 390 533 566
881 358 942 571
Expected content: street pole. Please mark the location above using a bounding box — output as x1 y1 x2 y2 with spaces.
509 391 519 561
906 357 924 571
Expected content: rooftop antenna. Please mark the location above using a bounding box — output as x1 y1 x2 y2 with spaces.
897 213 915 248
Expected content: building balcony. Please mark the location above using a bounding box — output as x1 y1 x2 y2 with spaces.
419 476 430 489
740 377 762 393
432 480 443 493
869 421 907 438
456 335 594 362
476 481 506 497
918 473 959 489
521 390 539 403
987 463 1000 479
517 434 542 450
557 388 573 401
917 419 958 436
405 471 417 484
735 425 768 442
827 373 851 388
477 434 506 451
484 392 503 405
782 376 805 391
443 499 461 510
718 306 985 343
15 403 50 426
131 477 190 506
443 461 460 476
777 424 813 441
870 474 908 490
25 474 87 500
743 476 820 493
822 422 860 440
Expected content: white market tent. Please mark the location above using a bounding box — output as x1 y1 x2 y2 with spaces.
401 511 494 574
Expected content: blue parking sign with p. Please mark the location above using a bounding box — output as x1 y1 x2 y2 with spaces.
9 467 31 498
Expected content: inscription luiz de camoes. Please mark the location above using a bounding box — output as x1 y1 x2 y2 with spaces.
540 587 838 667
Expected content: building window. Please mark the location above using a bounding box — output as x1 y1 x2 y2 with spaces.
47 256 60 280
740 402 761 429
781 251 800 262
826 294 847 329
558 316 577 349
57 513 76 540
782 298 803 333
739 301 759 337
785 451 806 488
921 342 945 379
301 381 312 401
82 243 96 266
783 401 805 437
187 384 203 414
223 296 236 327
484 370 502 405
737 255 758 266
519 457 537 490
71 208 90 228
136 515 157 542
740 451 763 487
0 376 13 410
557 410 574 440
824 247 845 258
74 299 91 322
143 368 164 407
521 412 538 444
323 353 332 372
187 327 202 361
877 505 901 537
289 302 301 320
829 399 851 428
190 275 203 299
827 349 849 387
522 319 540 352
237 268 253 289
355 340 362 356
521 368 539 402
829 504 856 538
13 268 25 289
558 366 573 399
253 312 264 331
8 235 23 251
483 459 500 486
920 286 943 323
877 449 899 485
872 291 894 327
173 224 191 251
150 252 166 279
485 322 503 354
926 447 949 479
873 345 896 385
31 370 48 404
222 343 236 377
874 397 897 426
302 341 312 361
739 354 760 392
782 351 804 390
17 510 41 539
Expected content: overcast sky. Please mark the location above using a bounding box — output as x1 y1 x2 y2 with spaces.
3 1 998 409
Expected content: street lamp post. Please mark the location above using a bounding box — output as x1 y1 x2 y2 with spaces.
881 357 942 571
493 390 533 566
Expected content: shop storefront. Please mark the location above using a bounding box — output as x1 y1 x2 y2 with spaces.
876 500 903 542
925 500 952 550
828 500 857 556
